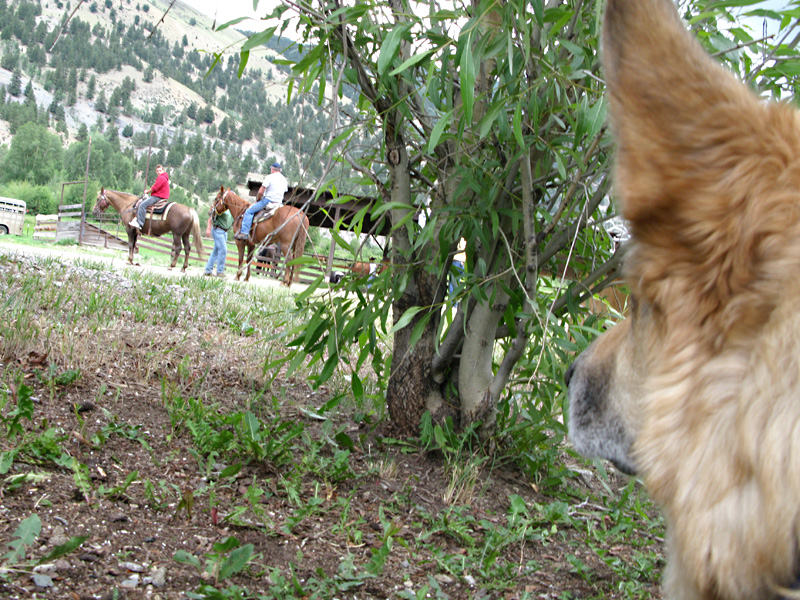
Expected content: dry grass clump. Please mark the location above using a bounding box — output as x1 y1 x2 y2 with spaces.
0 254 302 401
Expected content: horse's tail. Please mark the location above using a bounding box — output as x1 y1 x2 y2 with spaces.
287 213 310 286
190 209 204 258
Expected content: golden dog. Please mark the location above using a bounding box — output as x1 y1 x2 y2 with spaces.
565 0 800 598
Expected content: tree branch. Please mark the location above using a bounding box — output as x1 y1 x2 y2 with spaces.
49 0 86 52
148 0 177 40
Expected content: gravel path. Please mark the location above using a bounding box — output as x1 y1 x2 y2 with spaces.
0 239 299 291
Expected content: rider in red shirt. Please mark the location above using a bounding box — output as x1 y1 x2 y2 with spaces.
130 164 170 230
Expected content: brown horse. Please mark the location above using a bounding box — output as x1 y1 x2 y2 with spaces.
94 188 203 272
212 187 309 286
350 260 388 277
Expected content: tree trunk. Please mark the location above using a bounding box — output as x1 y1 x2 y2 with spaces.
386 291 455 434
383 118 457 433
459 278 511 435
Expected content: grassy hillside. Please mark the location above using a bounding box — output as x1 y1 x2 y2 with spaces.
0 0 348 205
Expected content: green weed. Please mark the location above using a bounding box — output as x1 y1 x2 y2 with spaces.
0 514 87 582
174 536 256 586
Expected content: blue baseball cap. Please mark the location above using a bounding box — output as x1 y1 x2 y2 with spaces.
271 162 282 169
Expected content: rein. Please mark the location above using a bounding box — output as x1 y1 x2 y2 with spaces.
211 192 227 216
96 190 109 211
216 190 241 214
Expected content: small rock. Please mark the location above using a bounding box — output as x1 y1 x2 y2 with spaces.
54 559 71 572
32 573 53 588
33 563 56 574
120 574 140 589
149 566 167 588
49 526 69 547
79 553 101 562
120 561 145 573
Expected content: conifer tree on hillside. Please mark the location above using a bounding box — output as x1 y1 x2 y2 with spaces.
95 90 106 113
8 70 21 96
23 81 35 109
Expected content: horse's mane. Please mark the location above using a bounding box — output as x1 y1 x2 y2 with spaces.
105 189 140 201
223 189 251 211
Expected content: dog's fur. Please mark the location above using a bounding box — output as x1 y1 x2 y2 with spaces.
566 0 800 598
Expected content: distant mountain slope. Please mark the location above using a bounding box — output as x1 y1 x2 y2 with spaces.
0 0 348 203
17 0 286 150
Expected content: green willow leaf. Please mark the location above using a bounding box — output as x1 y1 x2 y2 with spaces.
390 306 424 335
427 109 453 153
377 24 410 77
237 50 250 78
459 33 475 122
389 46 440 76
241 26 277 51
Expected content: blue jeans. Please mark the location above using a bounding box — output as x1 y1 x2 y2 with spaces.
204 227 228 274
137 195 162 227
449 260 464 295
240 199 273 236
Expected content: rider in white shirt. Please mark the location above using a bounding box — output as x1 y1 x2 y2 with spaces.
235 162 288 240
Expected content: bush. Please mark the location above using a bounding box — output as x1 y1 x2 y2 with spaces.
0 182 57 215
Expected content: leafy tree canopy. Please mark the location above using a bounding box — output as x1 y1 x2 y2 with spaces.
2 122 63 186
63 135 133 190
225 0 799 454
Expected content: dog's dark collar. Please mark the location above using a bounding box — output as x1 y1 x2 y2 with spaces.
781 573 800 599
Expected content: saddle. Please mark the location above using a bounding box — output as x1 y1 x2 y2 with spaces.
133 198 171 215
233 204 280 242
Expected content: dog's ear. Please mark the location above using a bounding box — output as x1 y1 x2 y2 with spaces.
603 0 756 226
603 0 797 325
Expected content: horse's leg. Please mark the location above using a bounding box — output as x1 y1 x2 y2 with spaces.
274 241 282 278
245 244 254 282
288 244 298 286
128 230 137 265
168 232 181 270
180 231 191 272
236 242 245 281
282 241 292 287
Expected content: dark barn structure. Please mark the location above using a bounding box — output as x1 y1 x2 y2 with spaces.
246 178 393 279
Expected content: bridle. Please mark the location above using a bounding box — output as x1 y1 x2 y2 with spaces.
212 190 231 216
95 189 109 213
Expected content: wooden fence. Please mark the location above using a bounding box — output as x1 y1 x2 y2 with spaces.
34 214 58 241
53 212 370 285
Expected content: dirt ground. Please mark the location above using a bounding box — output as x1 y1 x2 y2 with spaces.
0 242 664 600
